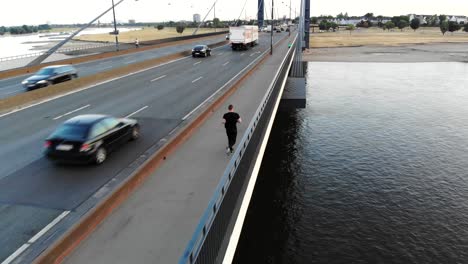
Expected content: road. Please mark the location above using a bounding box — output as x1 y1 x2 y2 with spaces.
0 36 225 99
0 32 286 263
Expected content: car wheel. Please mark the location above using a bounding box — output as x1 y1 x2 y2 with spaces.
94 147 107 165
204 52 207 57
130 125 140 141
208 51 211 56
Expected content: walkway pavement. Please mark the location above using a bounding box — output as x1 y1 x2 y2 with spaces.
64 34 294 264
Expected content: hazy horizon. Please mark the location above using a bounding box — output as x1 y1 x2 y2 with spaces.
0 0 467 27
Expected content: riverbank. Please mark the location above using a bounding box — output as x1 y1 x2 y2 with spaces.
309 27 468 48
74 27 226 43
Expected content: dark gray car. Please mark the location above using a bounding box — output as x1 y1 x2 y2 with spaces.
22 65 78 91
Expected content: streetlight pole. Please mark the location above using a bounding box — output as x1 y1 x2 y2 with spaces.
270 0 274 55
111 0 119 51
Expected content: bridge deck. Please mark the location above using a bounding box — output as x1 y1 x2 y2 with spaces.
64 34 293 264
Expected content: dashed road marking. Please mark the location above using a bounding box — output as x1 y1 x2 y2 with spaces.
53 104 90 120
126 106 148 118
151 75 167 82
192 76 203 83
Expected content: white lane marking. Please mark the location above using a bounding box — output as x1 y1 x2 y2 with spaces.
28 211 70 243
218 52 224 55
2 210 71 264
125 105 148 118
151 75 167 82
192 76 203 83
193 61 202 66
222 61 230 66
182 47 271 121
53 104 90 120
1 244 30 264
240 53 245 56
249 53 256 57
101 66 113 70
222 40 296 264
125 60 136 64
0 43 230 119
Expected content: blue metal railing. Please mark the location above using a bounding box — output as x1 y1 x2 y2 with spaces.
178 34 297 264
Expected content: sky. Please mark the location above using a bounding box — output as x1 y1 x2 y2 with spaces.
0 0 467 26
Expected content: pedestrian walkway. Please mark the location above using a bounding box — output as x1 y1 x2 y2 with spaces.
64 34 293 264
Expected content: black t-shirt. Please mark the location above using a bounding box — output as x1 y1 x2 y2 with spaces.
223 112 240 132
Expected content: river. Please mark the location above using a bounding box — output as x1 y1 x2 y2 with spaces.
0 27 139 58
234 62 468 263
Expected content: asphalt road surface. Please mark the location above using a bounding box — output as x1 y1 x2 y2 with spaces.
0 32 286 263
0 36 225 99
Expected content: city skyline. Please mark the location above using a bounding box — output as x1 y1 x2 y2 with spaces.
0 0 467 26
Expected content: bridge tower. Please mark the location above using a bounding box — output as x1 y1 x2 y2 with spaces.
258 0 264 28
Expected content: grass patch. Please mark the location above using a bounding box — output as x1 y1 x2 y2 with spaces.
74 27 227 43
310 27 468 48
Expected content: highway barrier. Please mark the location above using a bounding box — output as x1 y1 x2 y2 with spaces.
179 35 297 264
33 34 290 264
0 40 228 115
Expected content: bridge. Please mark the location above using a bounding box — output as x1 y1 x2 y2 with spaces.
0 3 309 264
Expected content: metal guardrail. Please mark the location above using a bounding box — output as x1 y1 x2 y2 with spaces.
179 34 297 264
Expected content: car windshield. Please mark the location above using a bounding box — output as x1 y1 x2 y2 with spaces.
50 124 89 140
194 45 205 50
36 68 55 75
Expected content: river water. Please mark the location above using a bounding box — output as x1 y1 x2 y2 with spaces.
234 62 468 263
0 27 139 58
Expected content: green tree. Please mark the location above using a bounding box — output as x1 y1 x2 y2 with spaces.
0 26 6 35
319 20 331 31
448 21 461 33
176 24 185 34
464 23 468 32
38 24 51 31
213 18 221 28
337 12 344 20
439 15 447 23
364 13 374 20
156 24 164 30
346 24 355 34
330 22 338 31
311 17 318 24
410 18 420 31
440 20 449 35
391 15 409 27
385 21 395 31
398 20 408 31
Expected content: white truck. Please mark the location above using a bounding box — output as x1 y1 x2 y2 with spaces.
229 25 259 51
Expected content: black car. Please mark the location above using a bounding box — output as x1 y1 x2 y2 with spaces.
192 45 211 57
22 65 78 91
44 114 140 164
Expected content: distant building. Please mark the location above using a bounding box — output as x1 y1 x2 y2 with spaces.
193 14 201 23
448 15 467 24
128 19 136 24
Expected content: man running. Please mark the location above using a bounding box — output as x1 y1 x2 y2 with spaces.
222 104 242 154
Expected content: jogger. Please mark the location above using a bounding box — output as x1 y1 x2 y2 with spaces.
222 104 242 154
